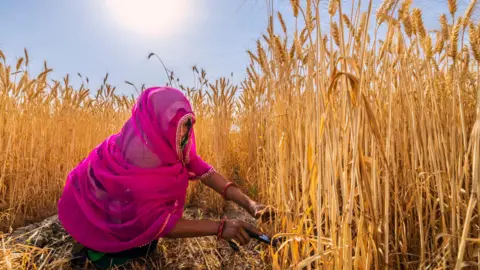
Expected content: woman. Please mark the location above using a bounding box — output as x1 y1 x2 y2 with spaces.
58 86 273 268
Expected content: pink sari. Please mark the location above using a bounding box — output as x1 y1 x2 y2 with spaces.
58 87 214 253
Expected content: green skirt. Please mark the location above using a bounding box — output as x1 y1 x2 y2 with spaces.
71 240 159 269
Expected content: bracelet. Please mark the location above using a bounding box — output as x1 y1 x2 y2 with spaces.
217 218 226 240
222 182 238 200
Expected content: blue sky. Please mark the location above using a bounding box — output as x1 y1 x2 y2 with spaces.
0 0 476 95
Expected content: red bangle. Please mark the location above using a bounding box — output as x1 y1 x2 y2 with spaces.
222 182 238 200
217 218 226 240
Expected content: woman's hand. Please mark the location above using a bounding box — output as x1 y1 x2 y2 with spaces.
220 219 263 246
249 202 276 222
199 172 277 222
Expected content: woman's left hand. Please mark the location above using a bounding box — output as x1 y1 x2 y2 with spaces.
249 202 276 222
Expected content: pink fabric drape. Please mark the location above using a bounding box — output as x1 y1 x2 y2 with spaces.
58 87 214 253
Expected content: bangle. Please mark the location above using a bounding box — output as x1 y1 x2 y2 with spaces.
217 218 226 240
222 182 238 200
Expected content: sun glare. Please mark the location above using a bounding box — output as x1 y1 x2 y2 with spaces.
105 0 194 37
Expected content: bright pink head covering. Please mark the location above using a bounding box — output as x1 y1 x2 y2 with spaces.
58 86 214 253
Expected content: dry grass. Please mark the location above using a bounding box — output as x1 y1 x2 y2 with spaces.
1 206 269 270
1 0 480 269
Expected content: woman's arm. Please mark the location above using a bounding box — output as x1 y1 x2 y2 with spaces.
165 218 263 246
164 219 219 238
185 144 274 220
201 171 257 216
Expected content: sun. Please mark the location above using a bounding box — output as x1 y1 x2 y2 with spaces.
104 0 193 37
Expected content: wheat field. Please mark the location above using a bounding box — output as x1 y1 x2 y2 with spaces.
1 0 480 269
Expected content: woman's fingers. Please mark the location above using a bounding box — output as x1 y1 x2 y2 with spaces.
239 228 251 245
236 231 248 245
252 204 277 222
234 236 245 246
243 222 263 236
260 206 276 220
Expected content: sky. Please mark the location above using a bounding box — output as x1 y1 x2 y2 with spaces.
0 0 476 96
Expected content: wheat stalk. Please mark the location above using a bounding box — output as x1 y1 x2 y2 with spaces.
328 0 338 16
449 17 462 58
412 8 427 40
463 0 478 28
402 12 414 37
290 0 299 18
332 22 340 47
277 11 287 34
440 14 450 40
449 0 458 18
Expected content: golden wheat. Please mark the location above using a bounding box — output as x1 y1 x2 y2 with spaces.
328 0 338 16
449 0 458 17
1 0 480 269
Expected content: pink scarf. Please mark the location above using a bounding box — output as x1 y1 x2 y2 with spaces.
58 87 214 253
